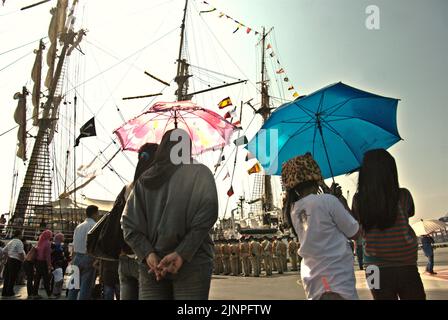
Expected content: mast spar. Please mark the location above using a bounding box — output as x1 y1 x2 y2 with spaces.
175 0 192 104
259 27 274 212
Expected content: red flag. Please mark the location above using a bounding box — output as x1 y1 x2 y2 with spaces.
276 68 285 74
266 44 272 50
232 120 242 128
227 186 234 197
246 27 252 34
224 111 231 119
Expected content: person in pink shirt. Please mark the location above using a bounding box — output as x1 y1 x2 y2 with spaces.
33 229 55 299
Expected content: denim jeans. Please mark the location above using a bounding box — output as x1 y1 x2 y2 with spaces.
118 255 140 300
103 284 120 300
139 261 213 300
67 253 96 300
426 255 434 273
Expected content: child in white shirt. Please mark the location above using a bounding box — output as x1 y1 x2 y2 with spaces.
281 153 360 300
52 262 64 297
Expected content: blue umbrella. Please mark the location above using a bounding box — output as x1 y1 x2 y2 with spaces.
246 82 401 180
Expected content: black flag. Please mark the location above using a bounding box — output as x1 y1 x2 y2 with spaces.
75 117 96 147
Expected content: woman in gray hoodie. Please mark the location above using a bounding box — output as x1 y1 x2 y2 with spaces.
122 128 219 300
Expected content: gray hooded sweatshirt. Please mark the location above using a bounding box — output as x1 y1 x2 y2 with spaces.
121 163 218 265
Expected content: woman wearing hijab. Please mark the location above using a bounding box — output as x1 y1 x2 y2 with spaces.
122 129 219 300
118 142 158 300
33 229 55 299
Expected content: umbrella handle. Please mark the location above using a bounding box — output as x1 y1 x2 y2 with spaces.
317 120 335 184
174 109 178 128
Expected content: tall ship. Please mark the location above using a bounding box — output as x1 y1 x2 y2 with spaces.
1 0 297 241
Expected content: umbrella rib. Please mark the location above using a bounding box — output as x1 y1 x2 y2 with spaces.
320 99 349 116
288 121 321 140
177 110 228 154
268 120 316 171
323 116 355 122
324 96 397 120
312 121 318 157
280 120 316 124
293 103 316 119
161 112 174 136
321 120 362 164
177 112 201 155
335 115 400 139
317 91 325 114
118 112 170 150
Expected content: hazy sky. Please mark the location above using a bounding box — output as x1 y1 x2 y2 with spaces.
0 0 447 224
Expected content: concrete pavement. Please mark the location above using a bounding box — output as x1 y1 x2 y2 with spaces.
2 248 448 300
209 248 448 300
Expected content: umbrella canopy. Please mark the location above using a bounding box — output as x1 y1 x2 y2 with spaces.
114 101 238 155
247 82 401 178
411 219 447 236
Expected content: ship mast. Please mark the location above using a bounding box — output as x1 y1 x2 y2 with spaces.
10 0 82 238
175 0 192 103
258 27 274 212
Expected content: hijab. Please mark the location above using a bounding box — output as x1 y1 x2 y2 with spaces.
134 143 158 182
37 229 53 249
142 129 192 190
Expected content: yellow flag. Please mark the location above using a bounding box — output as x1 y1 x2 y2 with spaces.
293 92 299 98
218 97 233 109
248 163 261 175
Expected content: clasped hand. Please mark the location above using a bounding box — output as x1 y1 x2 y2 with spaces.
146 252 184 281
329 182 343 198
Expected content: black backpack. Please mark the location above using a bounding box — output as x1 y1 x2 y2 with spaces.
87 186 130 260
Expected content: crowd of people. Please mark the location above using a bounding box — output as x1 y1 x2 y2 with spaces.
0 229 69 299
0 130 438 300
213 236 300 277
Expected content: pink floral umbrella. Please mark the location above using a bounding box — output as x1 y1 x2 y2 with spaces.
114 101 239 155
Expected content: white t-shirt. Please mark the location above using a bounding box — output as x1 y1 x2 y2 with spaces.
291 194 359 300
73 218 96 254
3 238 25 261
